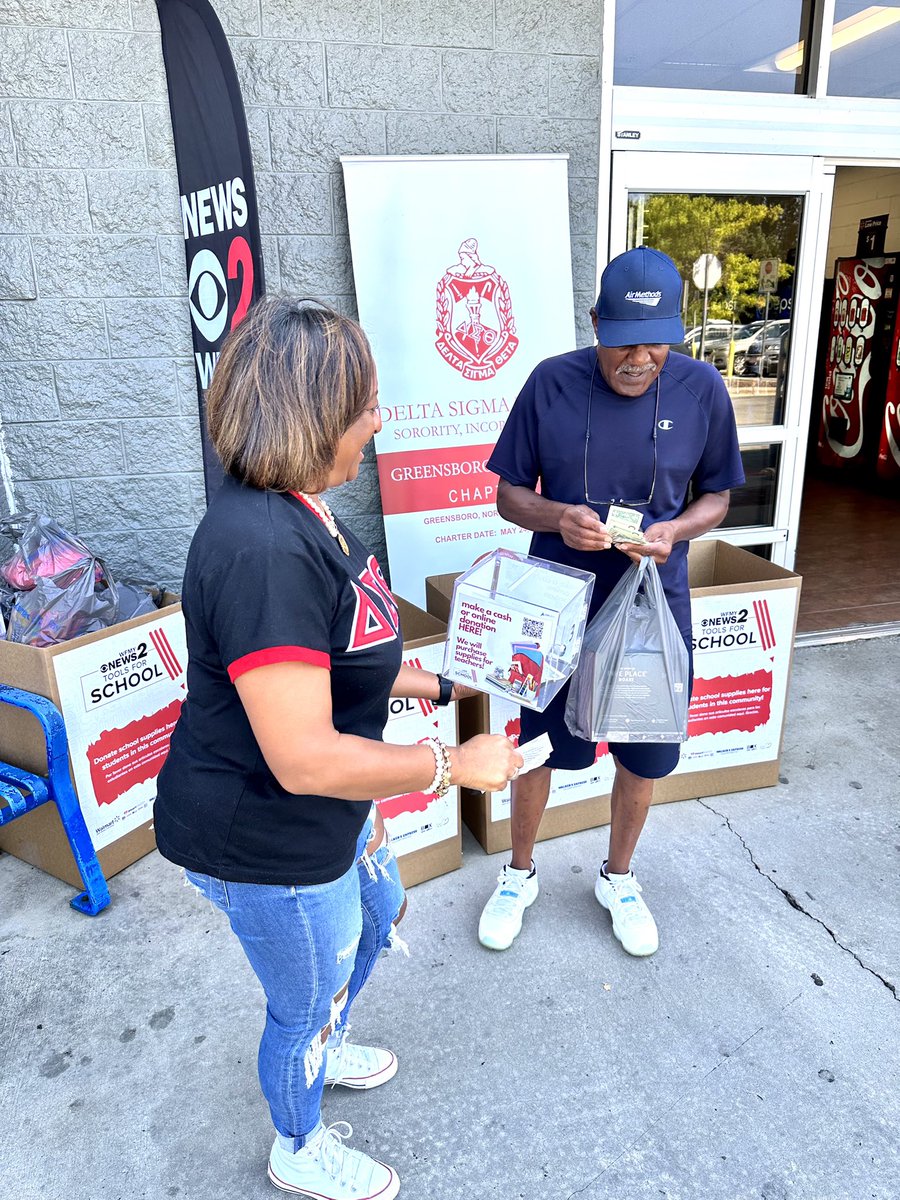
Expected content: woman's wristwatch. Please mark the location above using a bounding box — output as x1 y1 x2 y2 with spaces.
435 673 454 706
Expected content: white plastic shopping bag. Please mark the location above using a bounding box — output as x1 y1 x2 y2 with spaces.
565 557 690 743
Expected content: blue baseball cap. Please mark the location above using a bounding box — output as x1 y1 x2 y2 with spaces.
595 246 685 347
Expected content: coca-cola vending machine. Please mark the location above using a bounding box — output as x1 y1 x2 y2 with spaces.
875 309 900 488
816 254 899 473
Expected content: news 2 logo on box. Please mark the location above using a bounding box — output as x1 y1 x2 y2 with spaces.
79 627 184 711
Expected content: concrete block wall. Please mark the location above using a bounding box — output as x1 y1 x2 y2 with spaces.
0 1 602 588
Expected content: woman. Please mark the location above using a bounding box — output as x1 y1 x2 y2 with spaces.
154 297 520 1200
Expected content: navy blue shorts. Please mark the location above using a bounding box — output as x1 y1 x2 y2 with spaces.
520 644 694 781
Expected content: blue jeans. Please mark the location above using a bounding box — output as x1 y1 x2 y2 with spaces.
185 809 405 1147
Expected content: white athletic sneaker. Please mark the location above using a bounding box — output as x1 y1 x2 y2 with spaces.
325 1026 398 1090
478 863 539 950
268 1121 400 1200
594 865 659 957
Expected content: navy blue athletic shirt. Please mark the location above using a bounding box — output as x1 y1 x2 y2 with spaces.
154 475 403 886
487 347 745 635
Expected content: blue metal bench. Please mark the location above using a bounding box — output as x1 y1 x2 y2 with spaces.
0 685 110 915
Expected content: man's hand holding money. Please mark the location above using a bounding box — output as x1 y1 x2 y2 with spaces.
559 504 613 552
616 520 677 565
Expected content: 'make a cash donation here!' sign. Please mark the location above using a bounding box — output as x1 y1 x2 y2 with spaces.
342 155 576 604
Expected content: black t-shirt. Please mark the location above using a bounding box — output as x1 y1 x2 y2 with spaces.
154 475 403 886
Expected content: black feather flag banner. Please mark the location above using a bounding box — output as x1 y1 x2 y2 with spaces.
155 0 266 496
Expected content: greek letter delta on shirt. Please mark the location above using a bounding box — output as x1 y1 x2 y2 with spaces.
487 347 745 634
154 475 403 886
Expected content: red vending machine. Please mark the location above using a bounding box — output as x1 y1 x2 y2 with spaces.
816 254 899 473
875 311 900 487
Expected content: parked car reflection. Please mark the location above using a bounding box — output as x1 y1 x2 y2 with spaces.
703 319 789 374
744 324 791 377
678 322 732 358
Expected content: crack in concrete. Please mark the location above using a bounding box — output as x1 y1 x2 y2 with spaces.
563 805 897 1200
698 799 899 1003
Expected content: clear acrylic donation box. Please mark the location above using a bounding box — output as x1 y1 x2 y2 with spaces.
442 550 595 712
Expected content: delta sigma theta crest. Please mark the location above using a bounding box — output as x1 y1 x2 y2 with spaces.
435 238 519 381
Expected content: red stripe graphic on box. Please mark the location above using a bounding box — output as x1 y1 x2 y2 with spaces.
688 670 773 737
88 698 183 806
150 627 182 681
753 599 776 652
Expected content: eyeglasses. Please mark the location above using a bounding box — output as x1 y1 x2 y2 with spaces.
583 362 659 508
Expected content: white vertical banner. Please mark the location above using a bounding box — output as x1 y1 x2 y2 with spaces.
342 155 576 605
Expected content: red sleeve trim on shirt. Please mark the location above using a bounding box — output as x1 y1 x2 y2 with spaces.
227 645 331 682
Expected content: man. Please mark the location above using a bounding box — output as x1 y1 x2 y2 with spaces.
478 246 745 956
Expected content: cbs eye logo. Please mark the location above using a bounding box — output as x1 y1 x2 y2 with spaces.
187 236 254 345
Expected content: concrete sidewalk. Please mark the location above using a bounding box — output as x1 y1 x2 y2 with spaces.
2 637 899 1200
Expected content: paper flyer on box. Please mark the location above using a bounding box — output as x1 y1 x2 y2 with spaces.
673 587 797 773
377 641 459 857
447 594 551 708
51 611 187 851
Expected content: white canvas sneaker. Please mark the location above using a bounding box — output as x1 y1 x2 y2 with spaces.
594 866 659 956
478 863 539 950
325 1027 398 1090
268 1121 400 1200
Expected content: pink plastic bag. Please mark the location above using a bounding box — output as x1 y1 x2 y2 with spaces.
0 514 118 647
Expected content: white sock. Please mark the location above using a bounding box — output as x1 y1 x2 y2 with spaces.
278 1121 323 1154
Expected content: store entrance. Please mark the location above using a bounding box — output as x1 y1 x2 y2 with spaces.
608 152 899 637
608 150 834 570
794 164 900 635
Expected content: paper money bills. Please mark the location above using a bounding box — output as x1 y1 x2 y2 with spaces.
605 504 647 545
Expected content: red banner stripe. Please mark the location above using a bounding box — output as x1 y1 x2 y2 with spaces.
376 443 500 515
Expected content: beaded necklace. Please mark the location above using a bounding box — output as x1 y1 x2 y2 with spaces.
294 491 350 556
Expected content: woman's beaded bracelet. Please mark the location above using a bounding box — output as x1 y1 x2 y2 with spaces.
423 736 452 798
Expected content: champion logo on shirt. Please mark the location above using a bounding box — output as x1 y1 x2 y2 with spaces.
625 289 662 307
347 555 400 652
658 419 674 431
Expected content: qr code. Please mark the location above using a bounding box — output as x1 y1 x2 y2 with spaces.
522 617 544 638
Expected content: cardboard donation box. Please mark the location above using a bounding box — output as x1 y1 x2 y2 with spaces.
379 596 462 887
442 550 593 711
654 540 802 804
427 542 801 854
0 596 185 887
